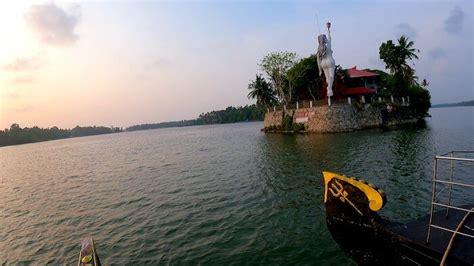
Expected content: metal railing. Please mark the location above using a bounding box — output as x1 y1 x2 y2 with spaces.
266 96 411 113
426 151 474 243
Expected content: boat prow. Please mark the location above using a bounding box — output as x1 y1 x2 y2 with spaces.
78 237 101 266
322 165 473 265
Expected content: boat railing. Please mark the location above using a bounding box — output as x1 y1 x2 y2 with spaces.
426 150 474 243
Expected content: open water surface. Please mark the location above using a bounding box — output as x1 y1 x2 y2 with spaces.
1 107 473 264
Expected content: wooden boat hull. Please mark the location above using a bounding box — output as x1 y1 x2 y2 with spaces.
322 171 473 265
78 238 101 266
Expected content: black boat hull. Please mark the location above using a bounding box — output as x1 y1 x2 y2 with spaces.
322 171 473 265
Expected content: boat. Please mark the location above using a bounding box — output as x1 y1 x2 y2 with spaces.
78 237 101 266
322 151 474 265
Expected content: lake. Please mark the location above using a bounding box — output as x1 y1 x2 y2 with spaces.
1 107 473 264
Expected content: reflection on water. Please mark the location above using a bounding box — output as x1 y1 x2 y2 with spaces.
0 107 472 264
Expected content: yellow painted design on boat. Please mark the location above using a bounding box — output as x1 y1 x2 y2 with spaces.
81 255 92 263
323 171 385 212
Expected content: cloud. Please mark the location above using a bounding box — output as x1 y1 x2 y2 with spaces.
2 57 43 72
24 3 81 46
444 6 464 34
396 23 417 39
428 47 447 60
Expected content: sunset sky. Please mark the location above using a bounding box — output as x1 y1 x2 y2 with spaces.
0 0 472 129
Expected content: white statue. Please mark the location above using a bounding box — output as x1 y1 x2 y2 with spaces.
317 22 335 105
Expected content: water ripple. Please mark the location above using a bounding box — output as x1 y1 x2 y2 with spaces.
1 108 473 264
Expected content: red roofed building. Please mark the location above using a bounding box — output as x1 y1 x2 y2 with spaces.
342 66 380 97
315 66 380 100
346 67 379 78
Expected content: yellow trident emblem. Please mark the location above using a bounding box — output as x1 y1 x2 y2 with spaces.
328 179 363 216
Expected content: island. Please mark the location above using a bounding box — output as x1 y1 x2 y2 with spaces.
247 22 431 133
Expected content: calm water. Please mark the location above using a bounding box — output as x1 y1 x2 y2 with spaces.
1 107 473 265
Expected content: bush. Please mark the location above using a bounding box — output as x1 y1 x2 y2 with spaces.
354 101 365 110
282 112 293 130
292 123 305 131
408 85 431 117
371 100 386 108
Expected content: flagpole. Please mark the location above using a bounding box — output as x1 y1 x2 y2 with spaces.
316 12 321 34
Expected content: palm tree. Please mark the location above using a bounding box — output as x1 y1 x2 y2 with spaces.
421 79 430 88
379 35 420 94
380 36 419 74
247 74 277 107
397 36 419 64
401 64 419 86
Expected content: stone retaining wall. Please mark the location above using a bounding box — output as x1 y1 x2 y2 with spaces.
263 104 417 133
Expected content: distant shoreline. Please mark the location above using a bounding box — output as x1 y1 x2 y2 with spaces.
0 104 264 147
0 120 265 148
431 100 474 108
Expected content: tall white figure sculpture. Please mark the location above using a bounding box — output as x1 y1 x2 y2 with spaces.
317 22 336 106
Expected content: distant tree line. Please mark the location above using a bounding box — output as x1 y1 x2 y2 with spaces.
1 105 264 146
195 105 265 125
0 124 122 147
431 100 474 108
125 120 196 131
126 104 265 132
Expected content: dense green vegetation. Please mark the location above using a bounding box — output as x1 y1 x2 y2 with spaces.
258 51 298 105
286 56 320 101
0 124 122 147
379 36 419 96
247 74 277 107
248 52 321 105
432 100 474 108
125 120 196 131
378 36 431 116
126 104 265 132
265 111 305 132
196 105 265 124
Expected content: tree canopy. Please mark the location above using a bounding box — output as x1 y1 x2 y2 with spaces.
379 35 430 115
247 74 277 107
126 105 265 131
0 124 122 147
379 35 420 95
195 105 265 124
259 51 298 104
286 55 320 101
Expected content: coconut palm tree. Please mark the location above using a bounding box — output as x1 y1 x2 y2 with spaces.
380 36 419 74
379 35 420 94
247 74 277 107
421 79 430 88
397 36 419 64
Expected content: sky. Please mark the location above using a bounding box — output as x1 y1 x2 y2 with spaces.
0 0 473 129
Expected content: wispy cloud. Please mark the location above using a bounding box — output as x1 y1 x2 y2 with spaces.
396 23 417 39
444 6 464 34
2 57 43 72
25 3 81 46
